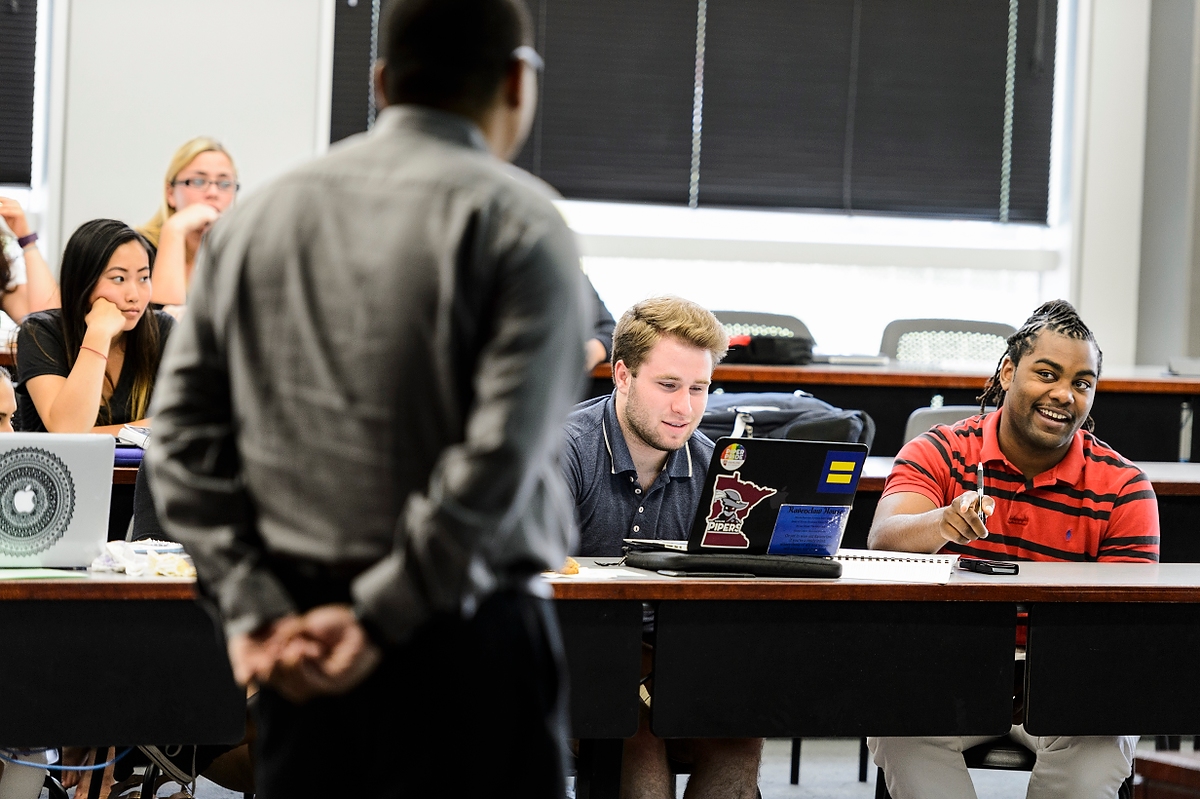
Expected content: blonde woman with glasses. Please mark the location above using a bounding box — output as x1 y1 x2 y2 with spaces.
138 137 238 312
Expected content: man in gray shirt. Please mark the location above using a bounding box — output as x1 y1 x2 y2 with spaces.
147 0 588 795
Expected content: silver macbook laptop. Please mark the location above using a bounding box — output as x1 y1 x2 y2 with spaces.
0 433 114 568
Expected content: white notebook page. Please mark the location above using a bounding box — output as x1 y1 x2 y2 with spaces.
834 548 958 584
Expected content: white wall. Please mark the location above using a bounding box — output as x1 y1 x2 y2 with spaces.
1072 0 1153 367
46 0 334 262
1137 0 1199 364
585 258 1043 356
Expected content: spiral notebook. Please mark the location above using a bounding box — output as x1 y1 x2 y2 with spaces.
833 549 958 584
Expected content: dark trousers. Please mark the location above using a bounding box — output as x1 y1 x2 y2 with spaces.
252 581 570 799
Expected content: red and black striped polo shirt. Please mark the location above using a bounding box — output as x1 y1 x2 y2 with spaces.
884 411 1159 562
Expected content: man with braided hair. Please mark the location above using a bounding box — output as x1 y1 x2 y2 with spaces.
866 300 1157 799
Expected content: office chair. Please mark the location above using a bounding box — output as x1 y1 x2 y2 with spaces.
713 311 814 341
880 319 1015 367
903 405 996 444
873 737 1135 799
43 775 68 799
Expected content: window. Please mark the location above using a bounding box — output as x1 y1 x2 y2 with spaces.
330 0 1056 223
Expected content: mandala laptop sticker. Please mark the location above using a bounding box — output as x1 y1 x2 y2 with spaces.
0 447 75 556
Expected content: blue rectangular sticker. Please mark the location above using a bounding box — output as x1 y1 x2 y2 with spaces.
766 504 852 556
818 450 866 494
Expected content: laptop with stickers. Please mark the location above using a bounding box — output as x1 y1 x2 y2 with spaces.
624 437 868 557
0 434 114 568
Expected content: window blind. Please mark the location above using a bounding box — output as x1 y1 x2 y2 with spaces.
331 0 1056 222
0 0 37 186
329 0 377 145
513 0 697 204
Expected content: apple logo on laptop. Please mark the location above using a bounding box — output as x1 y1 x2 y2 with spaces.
12 484 34 515
0 447 75 555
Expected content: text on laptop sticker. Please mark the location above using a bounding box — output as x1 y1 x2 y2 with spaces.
766 505 852 556
719 442 747 470
818 450 866 494
700 471 777 549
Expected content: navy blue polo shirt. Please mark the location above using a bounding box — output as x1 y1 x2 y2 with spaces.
561 392 715 557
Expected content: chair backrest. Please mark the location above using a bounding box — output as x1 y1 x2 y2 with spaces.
713 311 814 342
879 318 1015 367
903 405 995 444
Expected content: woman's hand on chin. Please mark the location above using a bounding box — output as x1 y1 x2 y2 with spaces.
84 297 127 342
167 202 221 237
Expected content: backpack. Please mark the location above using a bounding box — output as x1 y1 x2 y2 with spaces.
723 334 815 365
700 391 876 450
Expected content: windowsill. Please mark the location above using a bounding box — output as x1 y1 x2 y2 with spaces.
556 200 1066 271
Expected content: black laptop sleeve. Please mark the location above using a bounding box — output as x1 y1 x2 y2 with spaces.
624 550 841 579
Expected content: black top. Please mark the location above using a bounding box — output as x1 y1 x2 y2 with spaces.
15 309 176 432
587 276 615 361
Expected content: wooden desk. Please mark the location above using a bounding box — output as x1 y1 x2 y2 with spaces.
0 576 243 747
590 363 1200 461
556 560 1200 797
555 561 1200 729
9 563 1195 794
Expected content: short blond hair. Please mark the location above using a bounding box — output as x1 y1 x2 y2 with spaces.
611 296 727 375
138 137 237 247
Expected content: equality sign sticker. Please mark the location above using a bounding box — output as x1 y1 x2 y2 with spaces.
818 450 866 494
766 504 851 556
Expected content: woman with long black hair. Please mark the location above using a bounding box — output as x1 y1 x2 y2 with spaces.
17 218 173 433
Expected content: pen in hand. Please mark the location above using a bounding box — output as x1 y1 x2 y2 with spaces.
975 462 988 531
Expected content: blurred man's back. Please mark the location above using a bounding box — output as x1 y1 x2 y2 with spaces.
148 1 588 795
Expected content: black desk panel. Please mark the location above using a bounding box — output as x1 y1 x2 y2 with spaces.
1155 495 1200 563
651 599 1016 738
1025 602 1200 735
556 599 643 739
0 600 244 747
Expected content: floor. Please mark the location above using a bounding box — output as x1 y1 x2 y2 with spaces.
55 736 1169 797
753 738 1029 799
166 739 1029 798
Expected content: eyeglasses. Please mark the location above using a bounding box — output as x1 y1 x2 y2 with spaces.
511 45 544 73
172 177 240 193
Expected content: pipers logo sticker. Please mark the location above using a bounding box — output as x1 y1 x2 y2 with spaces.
700 471 777 549
0 448 75 556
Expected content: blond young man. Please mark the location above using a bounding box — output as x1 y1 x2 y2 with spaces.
561 296 762 799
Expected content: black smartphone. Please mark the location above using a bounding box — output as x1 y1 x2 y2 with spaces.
957 558 1019 575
